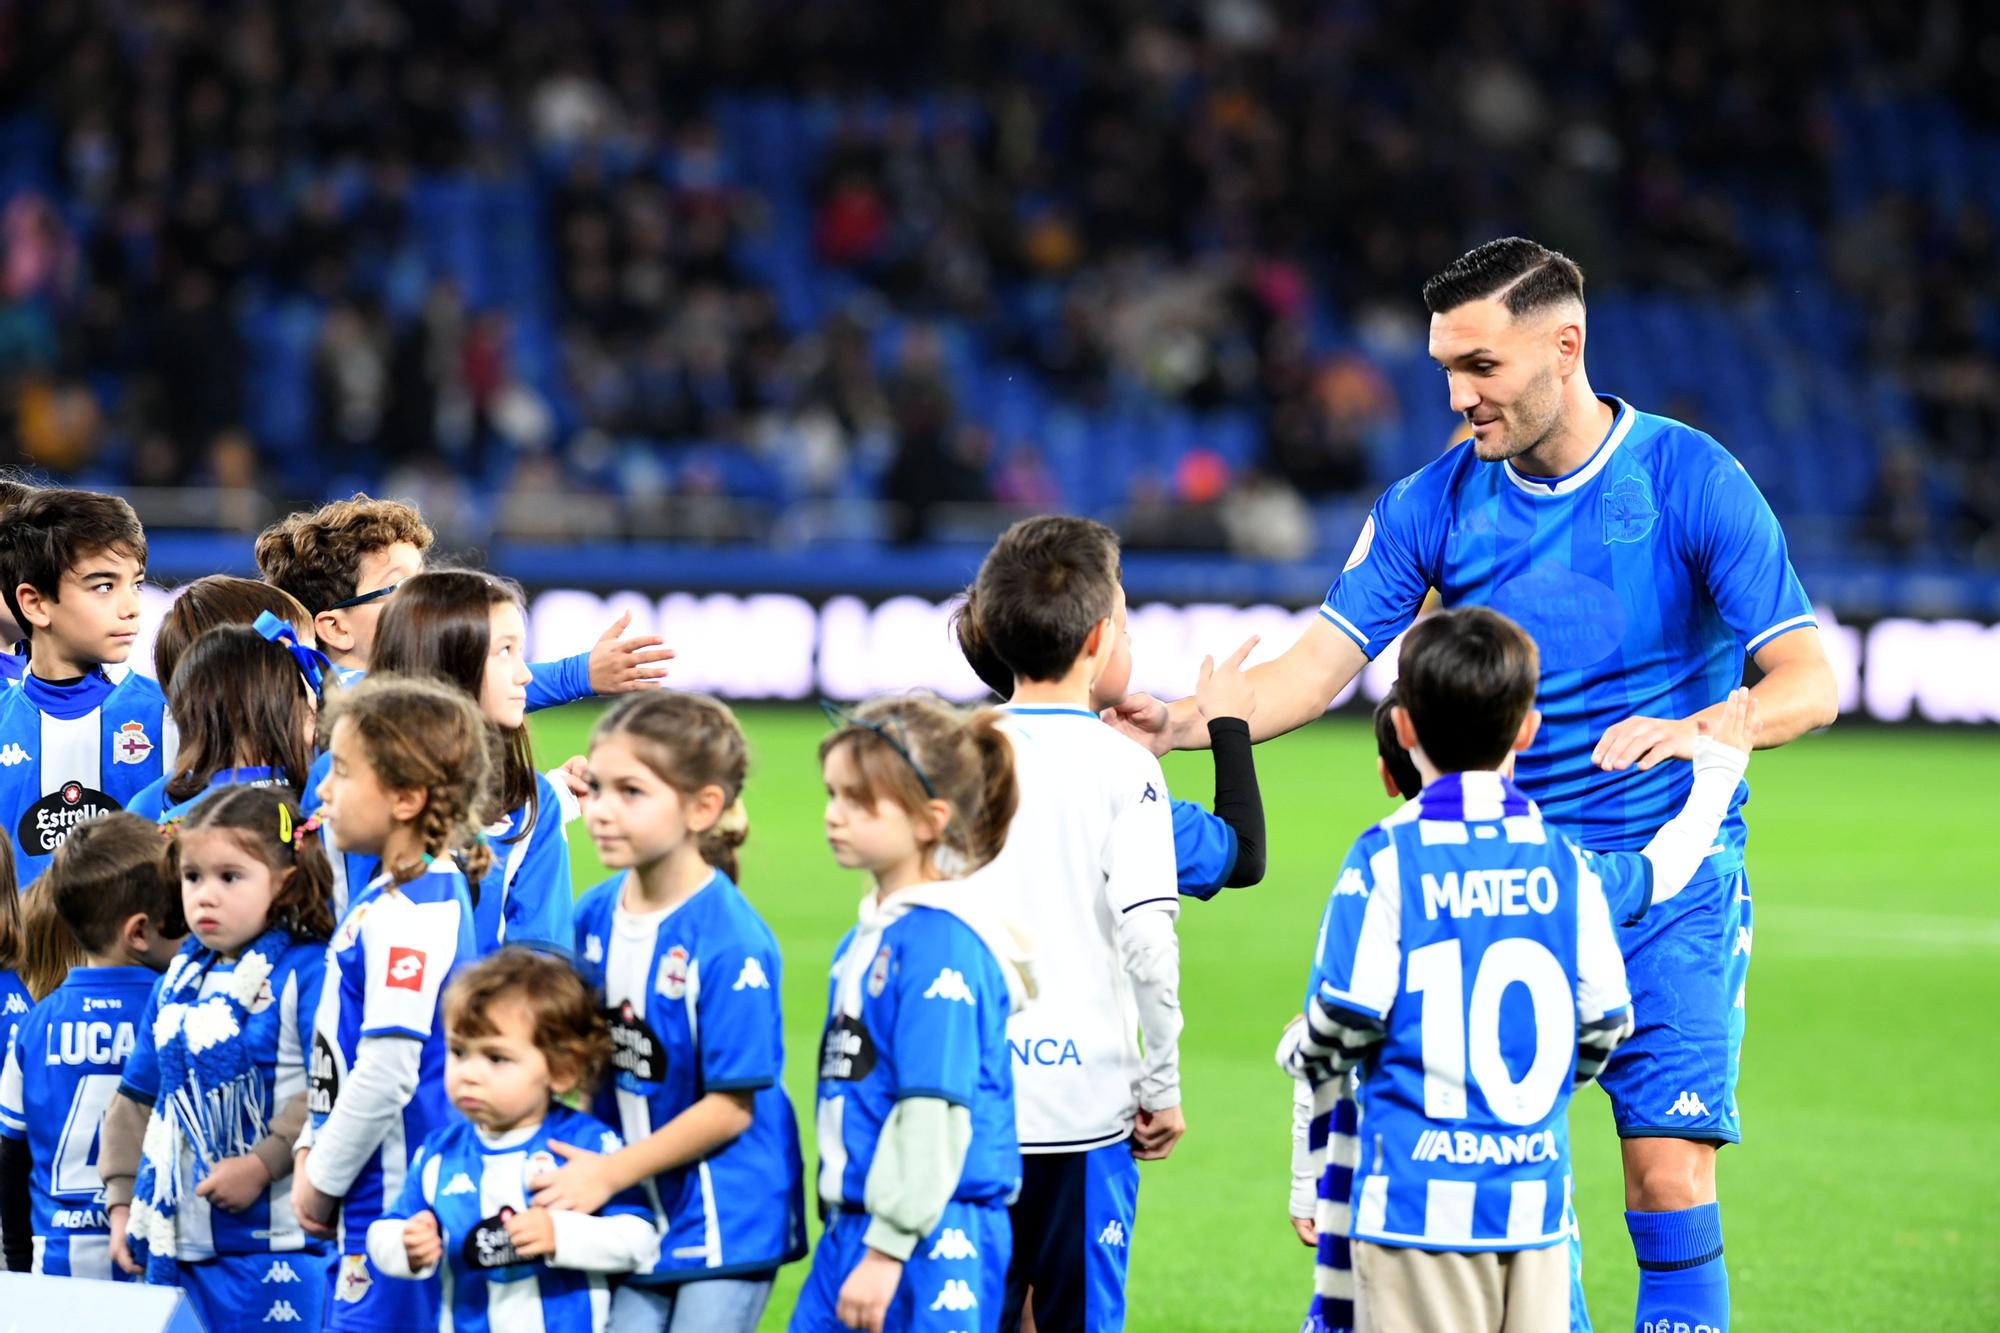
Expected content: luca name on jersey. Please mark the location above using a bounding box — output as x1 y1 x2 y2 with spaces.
44 1019 136 1066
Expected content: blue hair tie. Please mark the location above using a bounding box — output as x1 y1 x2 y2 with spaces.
254 611 333 695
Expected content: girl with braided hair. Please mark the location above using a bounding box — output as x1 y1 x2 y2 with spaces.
291 674 495 1333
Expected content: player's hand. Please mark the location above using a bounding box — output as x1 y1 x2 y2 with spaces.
107 1203 142 1275
587 611 676 695
1101 693 1173 756
291 1149 340 1240
1697 686 1760 755
196 1152 273 1213
1132 1105 1186 1160
528 1139 620 1215
1591 714 1698 773
402 1210 444 1271
835 1248 904 1332
504 1205 558 1260
1196 635 1260 724
1290 1214 1318 1247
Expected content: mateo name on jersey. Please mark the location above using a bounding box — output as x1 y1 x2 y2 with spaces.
1421 867 1559 921
1411 1128 1561 1166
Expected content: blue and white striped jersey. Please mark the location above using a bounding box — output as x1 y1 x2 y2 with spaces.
0 970 30 1062
571 870 807 1281
0 668 173 880
119 938 326 1258
377 1107 656 1333
471 773 574 954
0 964 159 1278
309 861 478 1251
1322 396 1814 880
1288 772 1633 1253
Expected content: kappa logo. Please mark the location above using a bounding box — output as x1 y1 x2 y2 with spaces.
442 1172 477 1197
1667 1091 1709 1118
3 992 24 1015
262 1302 303 1324
732 956 770 991
262 1260 300 1284
1098 1219 1127 1247
922 968 976 1005
584 934 604 964
599 1130 622 1154
1734 925 1753 957
1332 867 1367 898
928 1280 978 1313
0 744 26 767
928 1227 978 1261
385 947 427 991
112 720 154 765
1140 783 1159 803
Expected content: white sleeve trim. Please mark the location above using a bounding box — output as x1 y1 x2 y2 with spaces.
1318 604 1372 649
1745 612 1817 654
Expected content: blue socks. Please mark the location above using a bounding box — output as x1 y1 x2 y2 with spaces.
1626 1203 1729 1333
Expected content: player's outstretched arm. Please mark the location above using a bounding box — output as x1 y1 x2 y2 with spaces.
1106 617 1367 756
1592 627 1835 772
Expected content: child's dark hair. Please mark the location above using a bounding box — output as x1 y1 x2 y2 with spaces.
950 585 1013 701
171 787 336 942
369 569 537 832
164 627 318 805
591 692 750 882
1395 608 1540 773
319 675 497 884
821 694 1019 874
253 493 435 618
0 488 148 642
45 812 183 955
0 837 19 972
444 947 611 1094
971 515 1122 684
154 575 316 694
1373 685 1423 799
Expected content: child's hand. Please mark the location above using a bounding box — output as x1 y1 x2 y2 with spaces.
835 1248 904 1332
1696 686 1760 756
1290 1215 1317 1248
1195 635 1261 724
291 1149 340 1240
402 1211 443 1271
107 1203 142 1275
553 755 590 802
527 1139 621 1216
587 611 676 695
196 1153 272 1213
1132 1105 1186 1161
503 1205 558 1260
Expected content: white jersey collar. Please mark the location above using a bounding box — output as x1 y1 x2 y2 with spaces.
1503 396 1633 498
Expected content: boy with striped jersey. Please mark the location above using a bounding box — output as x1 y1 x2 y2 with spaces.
0 489 172 880
0 814 183 1279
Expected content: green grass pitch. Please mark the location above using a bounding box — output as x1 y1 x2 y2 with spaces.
529 704 2000 1330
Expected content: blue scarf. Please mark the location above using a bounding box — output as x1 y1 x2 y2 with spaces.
127 927 291 1282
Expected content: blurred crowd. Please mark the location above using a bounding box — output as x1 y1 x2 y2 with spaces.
0 0 1994 560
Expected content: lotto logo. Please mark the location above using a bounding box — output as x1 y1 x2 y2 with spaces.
928 1227 978 1261
1098 1220 1127 1247
385 947 427 991
922 968 976 1005
263 1302 303 1324
732 956 770 991
0 744 26 767
1667 1091 1710 1117
262 1260 299 1284
928 1280 978 1313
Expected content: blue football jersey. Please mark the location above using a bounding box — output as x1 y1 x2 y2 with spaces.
0 668 173 879
472 774 574 954
0 649 22 688
380 1106 655 1333
0 964 160 1277
1172 798 1238 901
571 870 807 1280
814 905 1021 1211
0 969 30 1059
1305 772 1630 1252
1321 397 1814 878
309 861 478 1250
119 937 326 1258
128 765 292 824
326 655 592 714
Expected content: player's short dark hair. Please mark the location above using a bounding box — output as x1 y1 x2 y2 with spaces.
1422 238 1585 319
0 489 148 641
1372 685 1423 799
46 812 183 954
972 516 1122 684
950 584 1013 700
253 493 434 617
1396 608 1539 773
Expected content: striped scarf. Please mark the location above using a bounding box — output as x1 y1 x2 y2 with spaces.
127 930 287 1283
1301 1075 1361 1333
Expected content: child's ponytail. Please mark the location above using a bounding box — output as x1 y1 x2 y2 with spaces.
961 709 1019 870
698 798 750 885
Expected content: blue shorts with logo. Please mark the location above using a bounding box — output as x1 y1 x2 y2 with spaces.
328 1247 440 1332
790 1199 1011 1333
177 1246 330 1331
1003 1141 1140 1333
1598 868 1752 1143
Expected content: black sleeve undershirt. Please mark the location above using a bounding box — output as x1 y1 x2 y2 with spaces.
0 1134 33 1272
1207 717 1266 888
